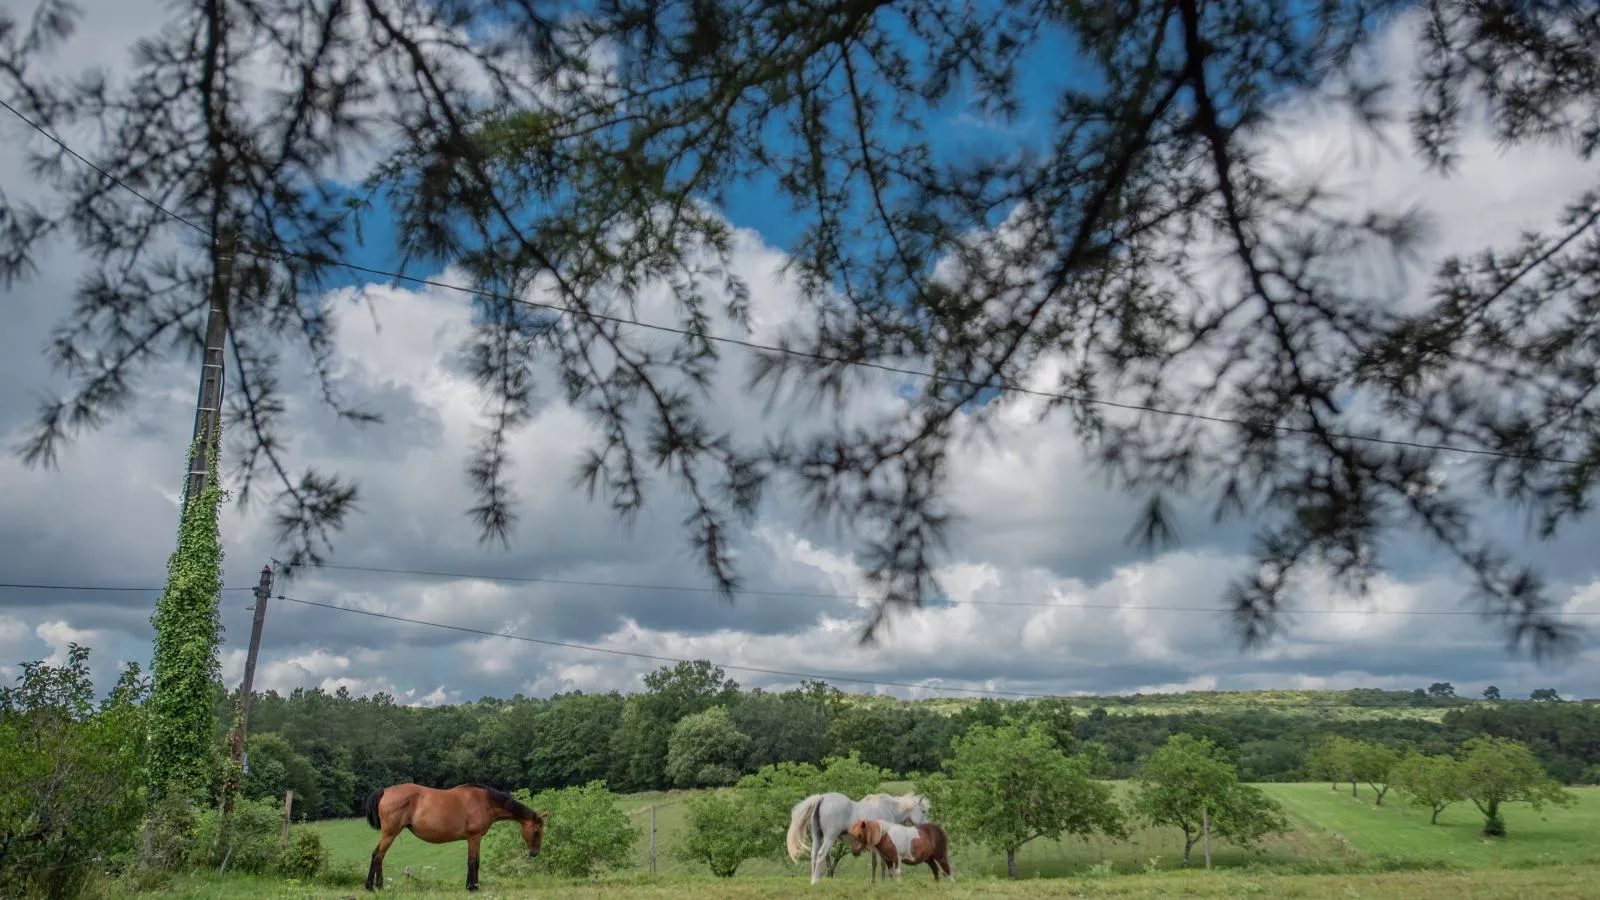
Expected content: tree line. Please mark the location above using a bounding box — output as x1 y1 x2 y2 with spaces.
219 661 1600 821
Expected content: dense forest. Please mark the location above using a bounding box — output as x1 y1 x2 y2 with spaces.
221 662 1600 821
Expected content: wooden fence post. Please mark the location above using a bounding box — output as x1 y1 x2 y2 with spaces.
1201 804 1212 870
281 790 293 851
649 805 657 875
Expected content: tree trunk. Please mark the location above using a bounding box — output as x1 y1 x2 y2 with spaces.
1430 806 1441 825
1350 779 1358 797
1375 785 1388 806
1183 833 1195 866
1482 800 1505 837
1006 849 1017 879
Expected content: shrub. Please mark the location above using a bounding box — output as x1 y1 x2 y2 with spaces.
484 781 637 879
0 646 150 900
136 788 201 872
190 796 281 874
675 790 767 878
280 827 329 878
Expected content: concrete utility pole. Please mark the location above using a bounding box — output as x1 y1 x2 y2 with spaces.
225 564 273 811
184 227 236 504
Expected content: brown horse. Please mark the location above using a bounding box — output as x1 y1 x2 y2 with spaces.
363 783 547 891
847 818 953 883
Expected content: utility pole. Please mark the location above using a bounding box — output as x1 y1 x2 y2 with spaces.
224 564 273 811
185 226 236 504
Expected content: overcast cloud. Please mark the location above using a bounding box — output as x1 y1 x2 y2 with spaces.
2 3 1599 704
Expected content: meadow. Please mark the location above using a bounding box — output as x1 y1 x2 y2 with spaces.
96 866 1600 900
299 782 1600 888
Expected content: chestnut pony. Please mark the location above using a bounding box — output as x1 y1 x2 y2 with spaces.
848 818 954 883
363 783 547 892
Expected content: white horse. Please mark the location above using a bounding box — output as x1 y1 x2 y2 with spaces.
785 791 930 884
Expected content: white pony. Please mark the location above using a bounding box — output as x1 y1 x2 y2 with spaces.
785 791 930 884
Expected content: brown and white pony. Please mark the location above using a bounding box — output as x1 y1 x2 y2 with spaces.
847 818 954 883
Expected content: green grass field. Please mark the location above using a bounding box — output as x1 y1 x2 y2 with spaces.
103 865 1600 899
303 783 1596 889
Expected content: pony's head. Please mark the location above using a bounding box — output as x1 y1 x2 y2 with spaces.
520 809 549 858
846 819 881 856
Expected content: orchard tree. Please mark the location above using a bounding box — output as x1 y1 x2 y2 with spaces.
1456 736 1573 837
676 790 767 878
485 782 637 879
2 1 1598 656
919 723 1126 879
1130 733 1288 867
1391 752 1464 825
1351 741 1401 806
1306 736 1361 796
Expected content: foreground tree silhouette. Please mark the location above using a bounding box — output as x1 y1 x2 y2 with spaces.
1 1 1596 651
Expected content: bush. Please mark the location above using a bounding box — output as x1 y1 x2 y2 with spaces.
279 827 329 878
0 646 150 900
136 788 201 873
484 781 637 879
675 790 767 878
190 797 281 875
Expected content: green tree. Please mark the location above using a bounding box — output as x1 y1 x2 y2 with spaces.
5 1 1595 662
1130 733 1288 867
615 661 739 791
1391 752 1465 825
666 706 751 787
1483 685 1502 701
1350 741 1401 806
1456 735 1574 837
1306 736 1361 796
919 723 1126 879
1427 683 1456 699
676 790 767 878
485 782 636 878
730 691 827 770
241 732 322 816
1017 697 1079 755
0 646 150 899
147 429 228 801
527 691 624 789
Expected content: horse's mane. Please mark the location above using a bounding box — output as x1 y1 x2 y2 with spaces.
463 783 539 820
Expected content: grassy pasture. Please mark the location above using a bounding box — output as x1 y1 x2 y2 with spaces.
304 783 1596 888
103 865 1600 899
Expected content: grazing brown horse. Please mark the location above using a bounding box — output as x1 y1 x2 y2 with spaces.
847 818 953 883
363 783 547 892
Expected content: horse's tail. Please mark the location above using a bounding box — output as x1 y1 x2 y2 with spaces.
363 788 385 830
787 795 821 862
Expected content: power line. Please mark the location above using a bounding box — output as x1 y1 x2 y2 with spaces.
0 582 253 593
274 593 1055 700
5 568 1598 618
0 96 1580 468
296 561 1600 617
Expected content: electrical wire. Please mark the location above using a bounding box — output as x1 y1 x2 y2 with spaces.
293 561 1600 617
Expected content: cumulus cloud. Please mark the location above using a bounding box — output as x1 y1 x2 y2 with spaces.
0 4 1597 705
